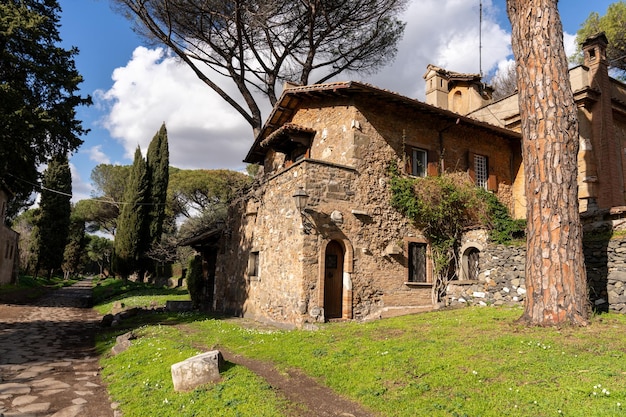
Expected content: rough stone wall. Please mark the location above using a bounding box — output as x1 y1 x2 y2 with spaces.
356 97 520 213
215 96 523 327
215 165 309 326
447 230 626 314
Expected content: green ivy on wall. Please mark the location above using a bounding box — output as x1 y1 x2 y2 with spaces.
388 162 525 301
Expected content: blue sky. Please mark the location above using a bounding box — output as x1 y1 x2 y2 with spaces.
56 0 617 202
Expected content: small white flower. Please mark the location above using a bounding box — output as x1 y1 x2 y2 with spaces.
617 402 621 407
472 370 478 375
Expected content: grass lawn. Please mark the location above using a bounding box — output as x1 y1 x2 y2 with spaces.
0 274 79 301
96 297 626 417
91 277 190 315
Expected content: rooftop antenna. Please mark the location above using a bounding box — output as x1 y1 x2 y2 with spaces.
479 0 483 77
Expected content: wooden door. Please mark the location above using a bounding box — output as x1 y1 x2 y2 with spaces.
324 241 344 319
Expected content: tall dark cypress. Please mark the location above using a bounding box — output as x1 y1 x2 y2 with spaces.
35 153 72 279
146 123 169 247
113 147 149 279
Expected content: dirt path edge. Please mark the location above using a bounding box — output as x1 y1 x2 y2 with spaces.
219 349 376 417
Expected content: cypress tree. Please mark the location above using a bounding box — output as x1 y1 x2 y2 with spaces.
114 147 149 279
146 123 169 247
62 210 87 279
35 153 72 280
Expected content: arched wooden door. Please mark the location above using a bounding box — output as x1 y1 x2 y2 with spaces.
324 240 344 319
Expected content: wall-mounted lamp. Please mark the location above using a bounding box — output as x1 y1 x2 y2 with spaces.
293 186 309 213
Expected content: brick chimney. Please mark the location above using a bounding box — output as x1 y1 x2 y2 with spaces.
582 32 625 208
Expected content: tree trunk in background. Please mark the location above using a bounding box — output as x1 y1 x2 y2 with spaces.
507 0 589 325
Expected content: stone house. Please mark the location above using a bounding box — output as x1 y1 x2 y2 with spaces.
0 183 19 285
465 32 626 215
205 81 521 328
426 32 626 312
189 32 626 327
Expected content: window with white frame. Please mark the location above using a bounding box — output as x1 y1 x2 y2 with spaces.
474 154 488 189
409 148 428 177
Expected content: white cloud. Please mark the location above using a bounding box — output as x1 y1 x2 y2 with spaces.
96 47 253 171
93 2 514 175
367 0 512 99
69 163 92 203
563 32 578 60
87 145 111 164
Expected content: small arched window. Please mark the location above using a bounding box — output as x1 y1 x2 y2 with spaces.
460 247 480 281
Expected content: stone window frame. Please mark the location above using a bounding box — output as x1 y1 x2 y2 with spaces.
247 250 260 281
457 242 484 285
408 147 427 177
404 237 433 287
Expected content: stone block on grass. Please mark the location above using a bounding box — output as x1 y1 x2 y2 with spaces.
171 350 224 392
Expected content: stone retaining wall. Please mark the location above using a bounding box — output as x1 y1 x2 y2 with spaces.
446 236 626 313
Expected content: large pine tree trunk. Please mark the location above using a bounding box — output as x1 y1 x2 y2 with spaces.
507 0 589 325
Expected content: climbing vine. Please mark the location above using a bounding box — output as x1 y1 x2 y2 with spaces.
388 162 524 302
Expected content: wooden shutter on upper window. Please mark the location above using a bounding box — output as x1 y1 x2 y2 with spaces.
427 149 439 176
467 151 475 181
487 162 497 191
404 148 413 175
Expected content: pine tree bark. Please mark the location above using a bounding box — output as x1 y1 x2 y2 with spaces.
507 0 589 325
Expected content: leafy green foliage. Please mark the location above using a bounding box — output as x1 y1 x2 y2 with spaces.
476 188 526 244
0 0 91 216
572 2 626 77
146 123 169 248
76 164 131 235
34 153 72 279
114 147 150 278
62 209 87 278
87 235 113 276
389 163 524 299
389 163 484 274
169 168 251 239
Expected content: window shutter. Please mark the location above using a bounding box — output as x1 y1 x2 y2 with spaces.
467 151 475 181
487 159 498 191
405 149 413 175
427 149 439 176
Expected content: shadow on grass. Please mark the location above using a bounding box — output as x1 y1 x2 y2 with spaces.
94 310 224 356
91 279 188 305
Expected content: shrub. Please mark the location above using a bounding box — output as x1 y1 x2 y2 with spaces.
186 255 205 307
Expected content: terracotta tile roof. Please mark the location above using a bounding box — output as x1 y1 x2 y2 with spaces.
244 80 520 164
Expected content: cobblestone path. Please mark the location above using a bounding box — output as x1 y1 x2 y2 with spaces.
0 279 114 417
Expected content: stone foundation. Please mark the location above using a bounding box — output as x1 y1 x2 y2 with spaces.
446 233 626 314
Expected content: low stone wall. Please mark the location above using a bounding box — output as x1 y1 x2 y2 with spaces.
447 244 526 307
446 236 626 313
